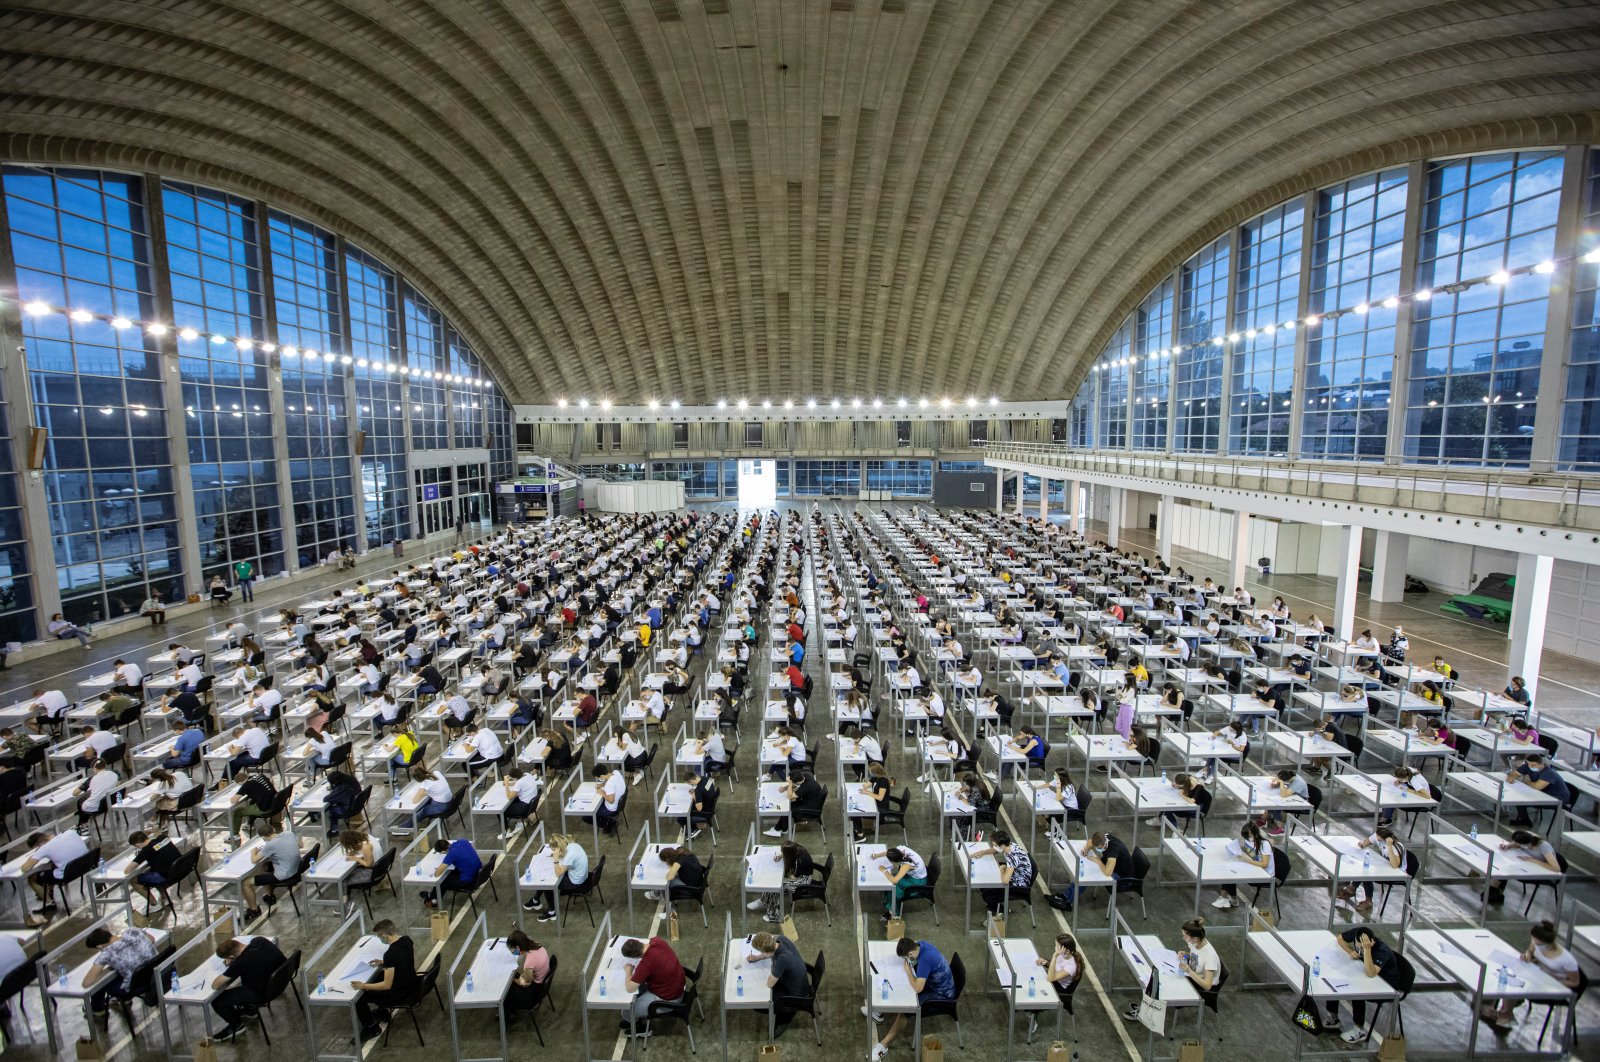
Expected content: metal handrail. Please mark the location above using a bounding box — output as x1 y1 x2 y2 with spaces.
982 442 1598 529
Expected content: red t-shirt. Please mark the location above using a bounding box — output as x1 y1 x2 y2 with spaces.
631 937 685 999
785 665 805 689
577 694 599 724
786 622 804 644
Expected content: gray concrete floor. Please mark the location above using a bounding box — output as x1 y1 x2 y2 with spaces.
0 506 1594 1062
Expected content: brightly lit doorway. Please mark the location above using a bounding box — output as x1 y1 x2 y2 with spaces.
737 459 776 509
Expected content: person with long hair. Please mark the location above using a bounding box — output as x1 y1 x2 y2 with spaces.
1480 920 1580 1031
503 928 553 1011
1036 932 1083 1034
1338 826 1404 914
1212 820 1272 910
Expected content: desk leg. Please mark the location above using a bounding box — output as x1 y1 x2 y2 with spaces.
720 999 729 1062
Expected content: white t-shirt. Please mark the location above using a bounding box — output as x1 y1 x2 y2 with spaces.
176 664 203 687
85 730 120 755
896 847 929 880
116 663 143 686
240 727 272 757
421 774 453 803
1188 940 1221 983
34 690 69 716
34 831 90 878
1531 945 1579 982
471 729 504 760
701 733 727 762
510 774 542 803
80 768 119 811
601 771 627 810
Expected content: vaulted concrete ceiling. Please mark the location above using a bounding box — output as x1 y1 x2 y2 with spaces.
3 1 1599 403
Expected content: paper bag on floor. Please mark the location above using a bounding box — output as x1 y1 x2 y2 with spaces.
1250 906 1277 931
987 913 1006 938
1376 1034 1406 1061
1177 1039 1204 1062
921 1035 944 1062
884 915 905 941
757 1044 782 1062
780 914 799 944
193 1039 220 1062
669 910 681 941
430 910 450 942
1046 1041 1074 1062
74 1038 106 1062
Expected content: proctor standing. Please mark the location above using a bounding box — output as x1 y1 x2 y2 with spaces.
234 559 255 602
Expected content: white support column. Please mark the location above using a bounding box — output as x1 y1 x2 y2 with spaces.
1332 524 1362 642
1106 486 1121 548
1507 552 1554 703
994 469 1003 512
1068 479 1082 533
1039 477 1049 520
1369 531 1409 603
1228 510 1250 591
1015 474 1026 515
1157 494 1175 563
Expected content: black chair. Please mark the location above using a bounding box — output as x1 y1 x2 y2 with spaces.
773 950 825 1045
417 786 467 832
1359 952 1416 1043
877 788 912 841
1007 873 1039 929
560 854 607 927
1343 733 1365 770
1519 851 1569 915
1052 973 1081 1038
919 951 965 1045
328 784 373 837
897 853 941 924
1199 958 1229 1038
445 853 501 917
669 855 714 929
508 953 559 1045
641 956 704 1050
1248 846 1292 919
1534 966 1588 1048
261 948 304 1018
1377 849 1421 918
145 846 202 917
108 943 175 1029
0 955 39 1030
309 741 353 782
1064 786 1091 826
381 957 446 1046
791 785 829 841
49 847 101 913
1113 846 1152 919
158 784 206 833
272 843 321 916
1302 782 1323 831
232 947 299 1045
789 852 834 925
346 847 399 918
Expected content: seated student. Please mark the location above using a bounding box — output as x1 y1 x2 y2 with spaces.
459 721 505 775
692 725 728 776
160 717 206 769
240 819 301 921
1004 725 1046 779
768 767 826 839
521 833 588 923
1506 753 1570 827
643 845 707 904
1050 831 1130 912
209 934 288 1036
323 769 363 835
407 765 456 828
1211 821 1273 910
419 835 483 909
968 830 1036 914
350 920 418 1042
607 725 649 785
540 728 575 773
24 687 71 736
303 723 342 771
21 828 92 922
82 925 160 1021
222 720 273 781
385 722 421 784
765 725 804 781
73 724 121 773
870 845 930 919
1480 920 1581 1031
863 937 955 1060
1320 925 1409 1045
1123 917 1219 1022
127 828 184 908
1148 771 1210 832
498 766 543 839
339 827 385 888
1259 767 1309 836
502 929 554 1011
76 758 120 825
620 934 686 1037
47 612 93 648
582 764 627 836
225 766 280 841
1486 830 1565 907
245 683 283 725
1502 675 1533 708
1337 826 1405 915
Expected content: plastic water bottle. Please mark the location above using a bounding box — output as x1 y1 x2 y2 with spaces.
1469 822 1479 842
1028 976 1037 999
317 973 326 995
57 963 67 987
1363 851 1371 872
736 974 745 998
860 863 867 884
169 969 179 994
599 974 608 997
1312 956 1321 978
1160 769 1168 786
97 856 106 874
465 971 475 994
881 977 890 1002
747 866 754 885
636 864 644 881
1497 966 1509 992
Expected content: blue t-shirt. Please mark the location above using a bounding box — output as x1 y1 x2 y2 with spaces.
1517 764 1571 804
443 839 483 885
562 842 590 885
789 643 805 665
172 729 206 757
913 942 955 1001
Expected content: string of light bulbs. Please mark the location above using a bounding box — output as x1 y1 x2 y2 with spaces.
11 299 493 388
1090 247 1600 374
555 395 1006 413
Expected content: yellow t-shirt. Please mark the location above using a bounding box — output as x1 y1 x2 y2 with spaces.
393 732 420 764
638 623 652 647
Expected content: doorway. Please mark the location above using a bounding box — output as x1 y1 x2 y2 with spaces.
737 459 776 509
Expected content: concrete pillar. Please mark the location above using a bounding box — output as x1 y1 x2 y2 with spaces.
1068 479 1082 533
1228 510 1250 591
1332 525 1362 642
1370 531 1409 603
1105 486 1121 548
994 469 1004 512
1039 477 1049 520
1015 474 1026 514
1508 552 1554 703
1157 494 1175 563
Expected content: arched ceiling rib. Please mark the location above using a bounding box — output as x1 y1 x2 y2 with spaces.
1 0 1597 403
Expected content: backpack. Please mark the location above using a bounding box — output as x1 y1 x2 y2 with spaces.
1292 994 1335 1036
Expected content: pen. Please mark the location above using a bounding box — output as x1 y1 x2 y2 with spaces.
1321 977 1337 993
869 962 879 974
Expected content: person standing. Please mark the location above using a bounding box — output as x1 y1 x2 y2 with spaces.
234 558 255 602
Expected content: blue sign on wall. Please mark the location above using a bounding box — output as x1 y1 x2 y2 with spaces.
421 484 440 501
